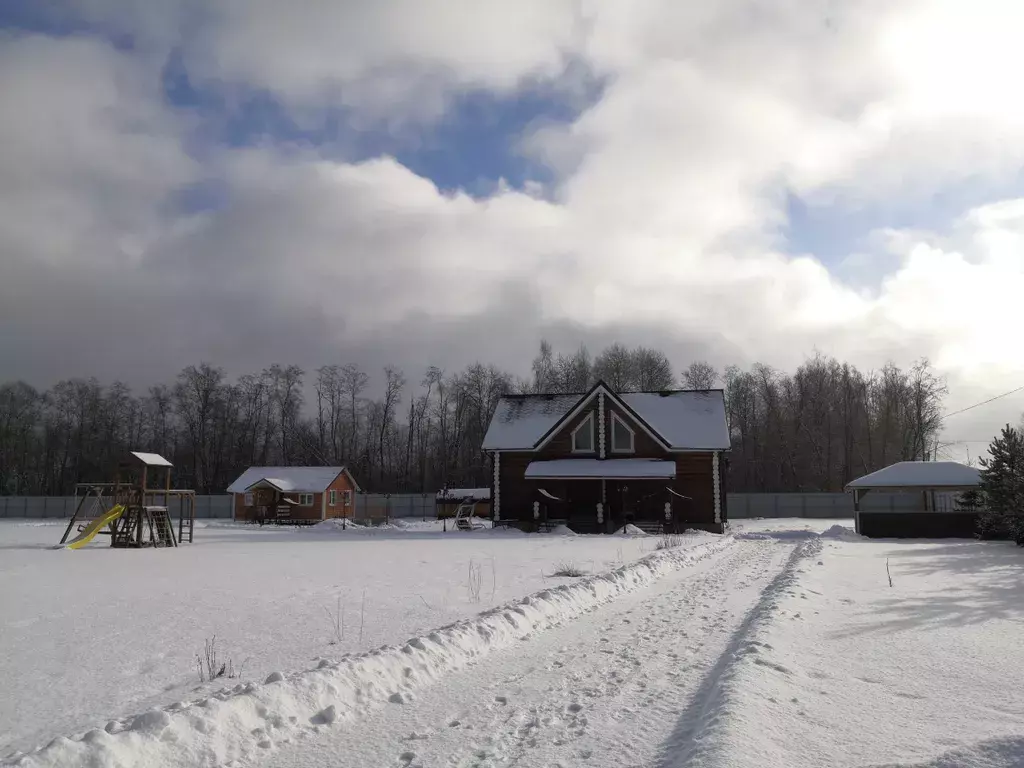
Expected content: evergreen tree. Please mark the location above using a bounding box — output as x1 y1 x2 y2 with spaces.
977 424 1024 544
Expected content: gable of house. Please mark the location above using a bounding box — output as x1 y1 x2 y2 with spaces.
483 383 729 454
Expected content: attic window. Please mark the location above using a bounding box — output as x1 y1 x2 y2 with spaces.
611 413 635 453
571 413 595 453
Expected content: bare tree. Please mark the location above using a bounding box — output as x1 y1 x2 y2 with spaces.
593 343 634 391
632 347 674 391
376 367 406 486
681 361 718 389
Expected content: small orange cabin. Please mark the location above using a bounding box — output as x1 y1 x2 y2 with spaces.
227 466 361 523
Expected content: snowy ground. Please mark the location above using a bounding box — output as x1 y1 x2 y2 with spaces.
0 518 659 757
5 516 1024 768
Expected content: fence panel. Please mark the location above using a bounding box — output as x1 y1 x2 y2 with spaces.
0 490 942 522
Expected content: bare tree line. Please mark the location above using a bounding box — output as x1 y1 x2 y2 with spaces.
0 341 947 495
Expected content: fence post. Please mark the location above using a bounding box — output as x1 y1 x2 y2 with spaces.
800 494 806 518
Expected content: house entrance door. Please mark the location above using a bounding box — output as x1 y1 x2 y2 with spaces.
565 481 602 533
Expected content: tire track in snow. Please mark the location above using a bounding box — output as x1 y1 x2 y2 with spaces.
657 535 824 768
261 539 795 768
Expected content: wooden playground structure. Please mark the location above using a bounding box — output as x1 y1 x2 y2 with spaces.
60 452 196 548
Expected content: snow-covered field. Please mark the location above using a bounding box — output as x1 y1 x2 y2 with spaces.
0 518 659 757
4 516 1024 768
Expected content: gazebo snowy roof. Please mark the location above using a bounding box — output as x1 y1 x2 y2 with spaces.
846 461 981 491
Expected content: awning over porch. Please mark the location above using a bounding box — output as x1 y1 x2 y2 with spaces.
244 477 296 493
524 458 676 480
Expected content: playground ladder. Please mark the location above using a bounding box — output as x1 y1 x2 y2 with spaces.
178 509 194 543
113 511 140 547
149 508 177 547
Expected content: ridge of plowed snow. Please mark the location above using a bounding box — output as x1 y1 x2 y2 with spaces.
6 535 735 768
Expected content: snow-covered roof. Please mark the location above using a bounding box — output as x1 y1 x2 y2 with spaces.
846 461 981 490
227 467 349 494
481 386 729 451
482 395 580 451
436 488 491 501
619 391 730 450
128 452 173 467
525 458 677 479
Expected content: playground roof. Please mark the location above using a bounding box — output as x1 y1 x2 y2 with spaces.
226 466 359 494
128 452 173 467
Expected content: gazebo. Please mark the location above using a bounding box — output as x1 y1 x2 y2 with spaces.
846 461 982 538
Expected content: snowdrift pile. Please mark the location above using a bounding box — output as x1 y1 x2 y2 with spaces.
8 534 733 768
614 524 649 536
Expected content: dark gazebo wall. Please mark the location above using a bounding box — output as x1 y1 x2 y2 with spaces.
858 511 979 538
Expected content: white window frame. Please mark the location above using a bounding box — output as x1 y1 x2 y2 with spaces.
571 413 596 453
298 493 314 507
243 492 254 507
328 489 337 506
610 412 635 453
342 490 353 507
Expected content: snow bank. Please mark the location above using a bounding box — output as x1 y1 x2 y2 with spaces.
819 524 858 539
735 529 822 541
614 524 649 536
7 535 734 768
544 525 577 536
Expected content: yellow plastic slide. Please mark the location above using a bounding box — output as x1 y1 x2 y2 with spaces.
65 505 125 549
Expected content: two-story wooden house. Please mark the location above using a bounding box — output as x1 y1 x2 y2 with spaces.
482 382 730 533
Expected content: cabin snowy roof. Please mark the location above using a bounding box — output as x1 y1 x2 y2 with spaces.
481 386 729 451
846 461 981 490
226 467 352 494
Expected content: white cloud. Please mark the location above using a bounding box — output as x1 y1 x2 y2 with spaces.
181 0 583 122
0 33 195 269
2 2 1024 444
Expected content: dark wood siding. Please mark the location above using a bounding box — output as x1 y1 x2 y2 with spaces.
496 451 536 522
672 453 717 529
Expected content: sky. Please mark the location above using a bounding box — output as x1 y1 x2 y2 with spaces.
1 0 1023 460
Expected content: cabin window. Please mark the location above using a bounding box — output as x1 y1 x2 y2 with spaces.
342 490 353 506
611 413 635 453
571 413 595 453
243 492 254 507
329 490 337 506
298 493 314 506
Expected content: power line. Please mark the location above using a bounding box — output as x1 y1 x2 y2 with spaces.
941 384 1024 422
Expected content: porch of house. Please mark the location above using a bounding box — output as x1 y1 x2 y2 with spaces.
527 479 686 534
511 458 692 534
244 482 319 524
